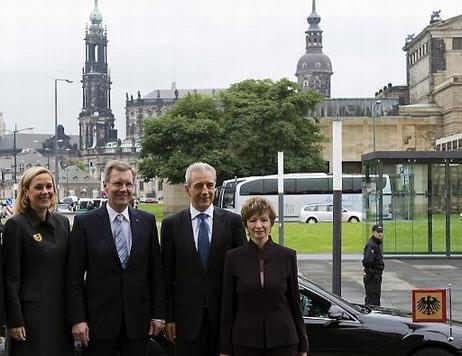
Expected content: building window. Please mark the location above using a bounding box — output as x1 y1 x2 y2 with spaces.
453 37 462 50
453 140 458 150
458 139 462 149
139 181 144 190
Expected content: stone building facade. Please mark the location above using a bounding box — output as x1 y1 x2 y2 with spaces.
124 87 222 142
311 10 462 171
403 12 462 137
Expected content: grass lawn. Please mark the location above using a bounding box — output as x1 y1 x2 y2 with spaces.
138 203 164 221
138 204 462 254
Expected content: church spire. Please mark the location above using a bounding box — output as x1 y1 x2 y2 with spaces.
295 0 332 97
79 0 116 150
306 0 323 53
90 0 103 26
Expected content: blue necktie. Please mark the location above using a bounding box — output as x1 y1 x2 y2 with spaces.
114 214 129 269
197 213 210 268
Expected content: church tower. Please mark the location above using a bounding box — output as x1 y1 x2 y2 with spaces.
78 0 116 150
295 0 333 97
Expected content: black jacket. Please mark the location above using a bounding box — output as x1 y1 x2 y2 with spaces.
220 237 308 353
362 236 384 275
2 210 73 356
161 207 246 342
67 204 165 340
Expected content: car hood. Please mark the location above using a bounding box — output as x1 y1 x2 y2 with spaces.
362 304 462 339
368 305 462 325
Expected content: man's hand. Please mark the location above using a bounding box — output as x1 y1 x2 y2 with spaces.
8 326 26 341
298 353 308 356
149 320 165 336
72 322 90 347
165 322 176 343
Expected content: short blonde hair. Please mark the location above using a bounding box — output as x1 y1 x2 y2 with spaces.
15 166 57 215
240 197 276 226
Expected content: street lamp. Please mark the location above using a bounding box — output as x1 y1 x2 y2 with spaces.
5 124 34 197
54 78 73 201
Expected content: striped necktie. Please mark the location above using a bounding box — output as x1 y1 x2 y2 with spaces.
114 213 129 269
197 213 210 268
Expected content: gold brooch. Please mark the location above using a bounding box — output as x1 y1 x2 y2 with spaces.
33 233 43 242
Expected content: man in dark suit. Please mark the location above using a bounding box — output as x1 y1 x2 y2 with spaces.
67 160 165 356
161 162 246 356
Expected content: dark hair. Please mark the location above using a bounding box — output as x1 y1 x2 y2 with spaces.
240 197 276 226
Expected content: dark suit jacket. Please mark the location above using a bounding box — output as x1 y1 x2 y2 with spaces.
67 204 165 340
220 238 309 353
161 207 246 342
2 210 73 356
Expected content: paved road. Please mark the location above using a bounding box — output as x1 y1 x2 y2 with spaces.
298 254 462 320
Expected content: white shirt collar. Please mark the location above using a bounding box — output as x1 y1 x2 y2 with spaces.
190 204 214 221
107 203 130 222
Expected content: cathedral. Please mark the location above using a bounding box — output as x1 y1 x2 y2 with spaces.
295 0 332 97
78 0 116 150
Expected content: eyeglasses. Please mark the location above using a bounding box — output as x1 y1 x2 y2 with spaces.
109 181 133 189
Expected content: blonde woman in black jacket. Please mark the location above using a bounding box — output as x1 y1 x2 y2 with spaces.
1 167 73 356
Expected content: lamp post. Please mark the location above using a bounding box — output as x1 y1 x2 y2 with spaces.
54 78 73 201
5 124 34 196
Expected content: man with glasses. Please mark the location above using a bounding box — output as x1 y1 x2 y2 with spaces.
67 160 165 356
362 224 385 306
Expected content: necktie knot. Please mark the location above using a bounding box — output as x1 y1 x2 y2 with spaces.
197 213 208 222
116 214 124 223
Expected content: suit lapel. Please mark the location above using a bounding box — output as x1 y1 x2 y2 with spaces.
127 206 141 267
180 209 204 270
206 207 224 271
180 209 200 256
96 205 121 266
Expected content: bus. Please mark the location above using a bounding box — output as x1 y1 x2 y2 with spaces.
216 173 392 222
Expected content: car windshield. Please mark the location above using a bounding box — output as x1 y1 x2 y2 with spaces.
298 274 371 315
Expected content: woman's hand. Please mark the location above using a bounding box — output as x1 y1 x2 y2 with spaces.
8 326 26 341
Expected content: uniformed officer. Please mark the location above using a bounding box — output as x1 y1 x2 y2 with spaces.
362 224 385 306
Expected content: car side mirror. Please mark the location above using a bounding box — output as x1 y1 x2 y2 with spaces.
328 305 345 320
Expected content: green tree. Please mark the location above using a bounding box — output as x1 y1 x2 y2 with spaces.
220 78 326 177
139 92 232 184
139 79 326 185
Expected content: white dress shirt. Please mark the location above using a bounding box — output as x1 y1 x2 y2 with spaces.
107 204 132 253
190 204 214 250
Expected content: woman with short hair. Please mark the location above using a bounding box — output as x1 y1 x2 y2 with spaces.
220 197 308 356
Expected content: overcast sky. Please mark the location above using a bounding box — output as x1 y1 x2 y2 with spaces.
1 0 461 138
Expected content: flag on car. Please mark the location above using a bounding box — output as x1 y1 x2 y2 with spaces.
412 288 447 323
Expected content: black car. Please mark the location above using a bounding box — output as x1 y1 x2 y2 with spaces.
147 275 462 356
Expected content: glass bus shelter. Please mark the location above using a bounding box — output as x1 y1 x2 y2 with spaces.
362 151 462 256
